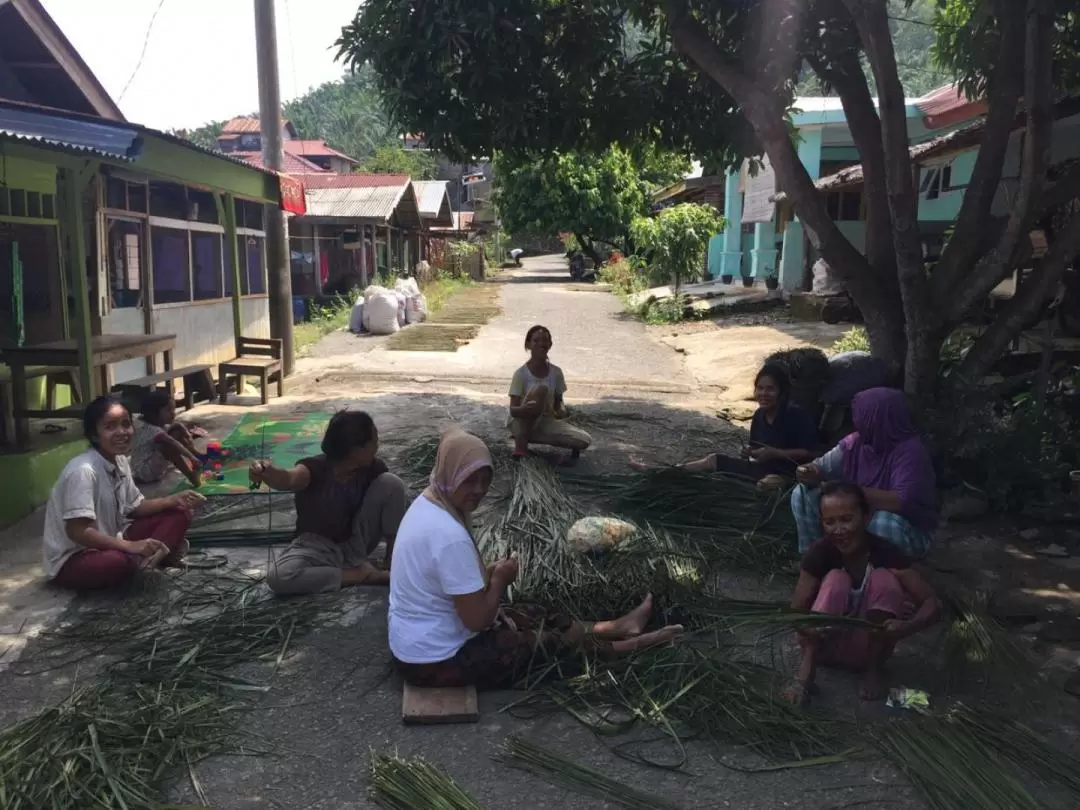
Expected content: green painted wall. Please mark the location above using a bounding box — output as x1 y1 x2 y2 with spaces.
129 136 280 202
1 155 57 194
0 438 83 528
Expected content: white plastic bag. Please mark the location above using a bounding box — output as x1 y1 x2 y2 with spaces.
394 277 421 299
348 298 365 333
405 292 429 324
566 517 636 554
365 290 401 334
395 293 407 327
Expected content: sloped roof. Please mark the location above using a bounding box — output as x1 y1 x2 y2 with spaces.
430 211 476 233
914 83 988 130
303 180 422 227
0 102 142 160
221 116 298 137
412 180 454 226
232 150 328 175
300 173 409 190
1 0 125 121
284 139 358 164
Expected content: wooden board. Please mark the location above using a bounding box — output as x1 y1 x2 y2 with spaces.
402 683 479 726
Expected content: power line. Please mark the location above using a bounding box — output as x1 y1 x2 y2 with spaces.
118 0 169 103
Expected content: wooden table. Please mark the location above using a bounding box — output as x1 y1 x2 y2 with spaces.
0 333 176 448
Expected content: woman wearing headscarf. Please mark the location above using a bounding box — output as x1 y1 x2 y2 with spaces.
792 388 937 559
388 428 683 690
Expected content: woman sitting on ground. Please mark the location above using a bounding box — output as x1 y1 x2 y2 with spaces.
630 363 818 483
43 396 204 591
508 325 592 464
250 410 408 596
792 387 937 559
389 428 683 690
130 390 202 489
783 481 941 704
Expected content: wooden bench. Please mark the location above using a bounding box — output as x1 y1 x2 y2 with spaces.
401 682 479 726
218 336 284 406
0 365 81 446
112 365 215 412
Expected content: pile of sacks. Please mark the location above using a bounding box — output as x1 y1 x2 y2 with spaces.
349 277 429 335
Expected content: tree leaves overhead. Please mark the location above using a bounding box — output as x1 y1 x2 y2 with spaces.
335 0 756 164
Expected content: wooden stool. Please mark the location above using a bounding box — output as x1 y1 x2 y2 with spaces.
401 682 479 726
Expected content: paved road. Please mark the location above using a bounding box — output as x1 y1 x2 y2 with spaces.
298 255 693 392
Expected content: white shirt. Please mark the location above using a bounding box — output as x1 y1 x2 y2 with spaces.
42 450 144 579
388 496 486 664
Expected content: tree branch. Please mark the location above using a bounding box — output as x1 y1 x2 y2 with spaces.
931 0 1026 299
944 0 1055 324
804 1 896 292
953 210 1080 385
843 0 932 392
663 0 905 365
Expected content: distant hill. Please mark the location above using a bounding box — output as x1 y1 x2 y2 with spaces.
796 0 951 98
182 65 396 162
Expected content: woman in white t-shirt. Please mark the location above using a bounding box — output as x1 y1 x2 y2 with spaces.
508 325 592 464
388 428 682 690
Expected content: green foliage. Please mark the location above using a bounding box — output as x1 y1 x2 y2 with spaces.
831 327 872 354
359 145 438 179
598 255 649 299
494 146 653 256
932 0 1080 98
336 1 758 164
796 0 948 98
924 392 1075 511
630 203 724 291
181 67 396 162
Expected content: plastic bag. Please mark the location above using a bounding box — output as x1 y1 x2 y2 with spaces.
394 277 421 299
348 298 365 333
405 293 429 324
365 290 401 334
566 517 636 554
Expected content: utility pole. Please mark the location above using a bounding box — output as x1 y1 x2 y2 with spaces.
253 0 294 375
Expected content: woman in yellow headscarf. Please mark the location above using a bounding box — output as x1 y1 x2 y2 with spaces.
387 428 682 689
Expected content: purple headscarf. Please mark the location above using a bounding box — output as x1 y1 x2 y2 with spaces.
839 388 938 530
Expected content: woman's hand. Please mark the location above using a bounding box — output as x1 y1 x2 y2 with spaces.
170 490 205 511
492 557 519 585
796 463 822 486
750 447 781 462
881 618 912 642
249 460 271 486
126 537 169 559
554 404 570 420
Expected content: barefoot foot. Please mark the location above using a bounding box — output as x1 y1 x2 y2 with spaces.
628 457 650 472
613 593 654 636
780 679 819 707
610 624 683 653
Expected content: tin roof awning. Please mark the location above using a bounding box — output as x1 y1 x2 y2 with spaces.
0 104 143 160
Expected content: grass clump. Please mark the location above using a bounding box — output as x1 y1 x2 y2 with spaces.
295 292 357 352
498 735 682 809
369 751 483 810
831 326 871 353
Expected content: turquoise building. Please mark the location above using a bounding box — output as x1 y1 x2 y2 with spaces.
655 85 995 292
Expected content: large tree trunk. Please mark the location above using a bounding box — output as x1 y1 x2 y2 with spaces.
662 0 907 370
845 0 937 396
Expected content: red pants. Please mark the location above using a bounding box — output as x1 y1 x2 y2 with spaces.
53 509 192 591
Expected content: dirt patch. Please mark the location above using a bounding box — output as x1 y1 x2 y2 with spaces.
386 323 480 351
427 283 502 324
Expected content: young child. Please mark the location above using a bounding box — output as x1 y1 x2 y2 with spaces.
507 324 592 463
130 390 202 488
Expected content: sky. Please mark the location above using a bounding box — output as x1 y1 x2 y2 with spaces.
40 0 363 131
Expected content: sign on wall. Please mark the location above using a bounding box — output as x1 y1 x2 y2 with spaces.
742 158 777 224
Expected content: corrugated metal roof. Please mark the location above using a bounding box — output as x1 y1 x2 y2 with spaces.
221 116 263 134
304 184 411 222
232 150 328 175
285 139 358 163
0 104 142 160
301 173 409 190
412 180 453 225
